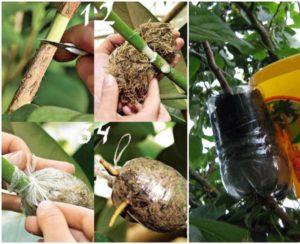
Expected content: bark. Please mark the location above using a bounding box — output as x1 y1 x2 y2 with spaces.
7 2 80 113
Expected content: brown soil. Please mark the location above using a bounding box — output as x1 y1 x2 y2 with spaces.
111 157 187 233
108 22 176 106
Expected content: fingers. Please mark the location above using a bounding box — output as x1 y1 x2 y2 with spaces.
25 202 94 241
35 201 76 242
2 150 29 170
2 193 21 212
95 34 125 55
34 156 75 174
171 54 181 67
158 104 171 122
95 75 119 121
2 147 74 175
123 106 133 115
142 78 161 116
173 30 180 38
123 103 143 115
25 218 89 242
76 55 94 94
55 22 94 62
175 38 184 51
53 202 94 241
2 133 31 160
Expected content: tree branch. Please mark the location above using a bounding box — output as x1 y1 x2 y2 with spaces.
236 2 278 61
263 196 294 229
268 3 282 31
202 41 233 95
162 2 187 23
190 167 220 198
7 2 81 113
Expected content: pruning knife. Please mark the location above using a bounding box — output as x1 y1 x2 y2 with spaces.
40 39 89 55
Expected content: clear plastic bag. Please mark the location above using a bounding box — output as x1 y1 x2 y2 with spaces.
208 87 291 198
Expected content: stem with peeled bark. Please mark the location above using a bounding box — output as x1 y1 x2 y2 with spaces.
106 10 187 92
7 2 81 113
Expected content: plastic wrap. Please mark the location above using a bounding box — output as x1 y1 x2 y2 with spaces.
8 155 93 215
111 157 187 233
208 88 291 199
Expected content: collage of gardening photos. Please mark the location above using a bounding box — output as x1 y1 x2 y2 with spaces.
1 1 300 243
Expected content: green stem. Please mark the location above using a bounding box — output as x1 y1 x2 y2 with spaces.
2 157 30 190
106 10 187 92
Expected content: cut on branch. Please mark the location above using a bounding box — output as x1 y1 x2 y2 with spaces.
7 2 81 113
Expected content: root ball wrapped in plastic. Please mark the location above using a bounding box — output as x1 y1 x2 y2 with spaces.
108 22 176 106
208 88 291 199
3 157 94 216
100 157 187 233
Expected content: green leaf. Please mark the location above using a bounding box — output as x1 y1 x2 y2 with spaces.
189 53 201 80
95 201 128 242
94 232 111 242
113 2 158 29
190 205 226 220
3 104 38 121
190 224 205 242
27 106 92 122
73 137 94 186
3 105 93 122
189 5 253 52
190 217 249 242
2 122 91 189
33 70 89 113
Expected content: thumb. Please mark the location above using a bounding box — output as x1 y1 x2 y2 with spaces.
95 74 119 121
37 201 75 242
143 78 160 116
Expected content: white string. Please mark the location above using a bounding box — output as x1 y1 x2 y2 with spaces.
8 154 49 213
113 133 131 166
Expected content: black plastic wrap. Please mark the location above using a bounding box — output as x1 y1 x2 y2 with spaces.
208 88 290 198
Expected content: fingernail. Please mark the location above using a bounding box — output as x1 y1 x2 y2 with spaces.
104 75 116 87
3 151 24 168
38 200 54 210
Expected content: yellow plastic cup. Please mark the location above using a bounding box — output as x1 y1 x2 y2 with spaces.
250 54 300 198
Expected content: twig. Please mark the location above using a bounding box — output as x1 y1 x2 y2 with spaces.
263 196 294 229
7 2 81 113
202 41 233 95
236 2 278 61
162 2 187 23
190 167 220 197
268 3 282 31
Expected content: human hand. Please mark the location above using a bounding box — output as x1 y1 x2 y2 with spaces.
54 22 94 94
94 31 184 121
25 201 94 242
96 76 171 122
2 132 75 212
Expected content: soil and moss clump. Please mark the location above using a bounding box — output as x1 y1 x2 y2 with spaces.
108 22 176 106
111 157 187 232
